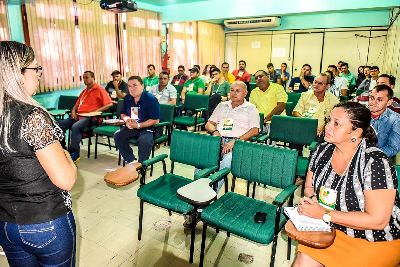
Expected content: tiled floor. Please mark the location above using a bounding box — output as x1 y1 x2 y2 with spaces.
0 138 301 267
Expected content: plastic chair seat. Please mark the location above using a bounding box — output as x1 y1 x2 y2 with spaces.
93 125 119 136
296 156 310 177
201 192 287 244
174 116 205 126
137 173 193 214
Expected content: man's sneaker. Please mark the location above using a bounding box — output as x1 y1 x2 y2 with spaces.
70 152 80 163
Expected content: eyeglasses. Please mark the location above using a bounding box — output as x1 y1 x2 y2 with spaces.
313 80 327 86
22 66 43 77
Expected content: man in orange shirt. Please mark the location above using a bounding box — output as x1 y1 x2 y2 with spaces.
58 71 112 161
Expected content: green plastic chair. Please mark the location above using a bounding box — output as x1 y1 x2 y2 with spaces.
93 99 124 159
199 141 298 267
287 92 301 107
250 113 264 142
50 95 78 120
173 94 209 131
258 115 318 178
285 101 296 116
137 130 223 263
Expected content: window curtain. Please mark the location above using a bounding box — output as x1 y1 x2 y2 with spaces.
168 22 198 74
76 1 119 85
25 0 78 92
197 21 225 69
122 10 161 78
0 2 9 41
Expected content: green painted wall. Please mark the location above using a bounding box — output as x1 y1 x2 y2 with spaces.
7 4 24 43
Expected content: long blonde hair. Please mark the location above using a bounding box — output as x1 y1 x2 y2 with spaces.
0 41 40 153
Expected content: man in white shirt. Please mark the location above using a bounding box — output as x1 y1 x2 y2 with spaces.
327 65 348 98
148 71 177 105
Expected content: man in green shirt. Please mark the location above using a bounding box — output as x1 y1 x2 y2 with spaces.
143 64 159 91
339 62 356 89
180 66 205 104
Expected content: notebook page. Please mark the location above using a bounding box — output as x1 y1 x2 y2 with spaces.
284 207 331 232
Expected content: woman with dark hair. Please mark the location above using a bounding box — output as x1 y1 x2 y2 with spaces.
356 65 365 87
293 102 400 266
0 41 77 266
200 64 211 87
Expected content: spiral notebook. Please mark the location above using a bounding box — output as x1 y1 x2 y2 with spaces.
284 207 331 232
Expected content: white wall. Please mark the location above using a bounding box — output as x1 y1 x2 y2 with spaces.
225 27 388 78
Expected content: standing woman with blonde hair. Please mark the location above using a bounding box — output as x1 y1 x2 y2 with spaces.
0 41 77 266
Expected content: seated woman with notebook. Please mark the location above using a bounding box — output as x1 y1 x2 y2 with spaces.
292 102 400 267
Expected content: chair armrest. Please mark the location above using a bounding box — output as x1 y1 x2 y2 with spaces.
309 141 318 151
257 134 269 143
194 166 218 180
194 107 207 112
208 167 231 185
273 184 298 206
141 154 168 168
155 121 170 128
101 112 113 118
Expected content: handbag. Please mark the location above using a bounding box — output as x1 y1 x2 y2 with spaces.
284 220 336 249
104 162 141 186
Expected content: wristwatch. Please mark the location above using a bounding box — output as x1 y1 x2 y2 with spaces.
322 210 332 223
137 123 141 129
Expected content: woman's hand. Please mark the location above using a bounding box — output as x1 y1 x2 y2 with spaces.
297 197 326 219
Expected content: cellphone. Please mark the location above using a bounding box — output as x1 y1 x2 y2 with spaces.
254 212 267 223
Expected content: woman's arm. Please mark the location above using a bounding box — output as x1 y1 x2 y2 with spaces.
36 142 77 191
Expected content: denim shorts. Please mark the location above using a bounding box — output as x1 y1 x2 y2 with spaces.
0 211 76 267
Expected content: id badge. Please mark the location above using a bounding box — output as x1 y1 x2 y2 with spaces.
174 80 180 85
146 86 151 92
188 83 194 92
222 118 233 131
294 83 300 91
238 71 244 77
156 94 162 101
318 186 337 210
308 106 317 114
131 107 139 120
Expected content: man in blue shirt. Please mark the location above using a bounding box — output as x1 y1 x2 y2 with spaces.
288 64 314 93
275 62 290 87
369 84 400 158
114 76 160 164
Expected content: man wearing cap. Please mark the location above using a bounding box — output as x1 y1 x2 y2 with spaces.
171 65 188 86
180 66 205 104
105 70 128 100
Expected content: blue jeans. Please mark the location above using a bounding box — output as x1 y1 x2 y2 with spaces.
0 212 76 267
114 127 154 163
58 117 91 153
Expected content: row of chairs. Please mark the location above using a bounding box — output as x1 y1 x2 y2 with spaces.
137 130 299 267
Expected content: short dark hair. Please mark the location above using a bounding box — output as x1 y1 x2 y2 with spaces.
327 65 337 71
255 69 268 76
267 63 274 68
83 70 95 79
128 75 143 85
281 62 287 67
194 64 201 71
302 64 312 70
159 71 169 78
370 66 379 71
202 64 210 75
334 102 377 145
378 74 396 86
211 67 221 73
374 84 394 99
222 62 229 67
111 70 121 76
338 60 344 65
239 60 246 66
324 70 334 84
364 65 371 70
178 65 185 70
341 62 349 68
147 64 155 69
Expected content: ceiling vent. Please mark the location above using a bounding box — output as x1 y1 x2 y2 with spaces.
224 17 281 29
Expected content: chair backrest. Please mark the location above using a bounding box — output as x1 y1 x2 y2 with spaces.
285 101 295 116
58 95 78 110
287 92 301 106
231 141 298 189
259 113 264 129
159 104 175 124
184 94 209 111
174 85 183 106
170 130 221 169
269 115 318 145
115 99 124 117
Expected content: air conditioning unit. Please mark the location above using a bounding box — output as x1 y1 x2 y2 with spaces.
224 17 281 29
100 0 138 13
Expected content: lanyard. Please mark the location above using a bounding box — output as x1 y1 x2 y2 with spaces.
78 88 91 109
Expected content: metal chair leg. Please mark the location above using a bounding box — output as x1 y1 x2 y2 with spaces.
94 134 98 159
168 210 172 216
246 181 250 197
231 177 236 192
287 237 292 260
138 199 144 240
199 222 208 267
252 182 256 199
189 209 198 263
270 234 279 267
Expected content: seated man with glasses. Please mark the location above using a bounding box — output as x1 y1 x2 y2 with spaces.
171 65 188 86
58 71 113 162
249 70 287 134
293 73 339 138
205 67 231 116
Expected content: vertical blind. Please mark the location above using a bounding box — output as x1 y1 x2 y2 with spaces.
0 2 9 41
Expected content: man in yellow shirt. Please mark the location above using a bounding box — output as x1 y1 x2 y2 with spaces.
221 62 235 84
249 70 287 132
293 73 339 137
